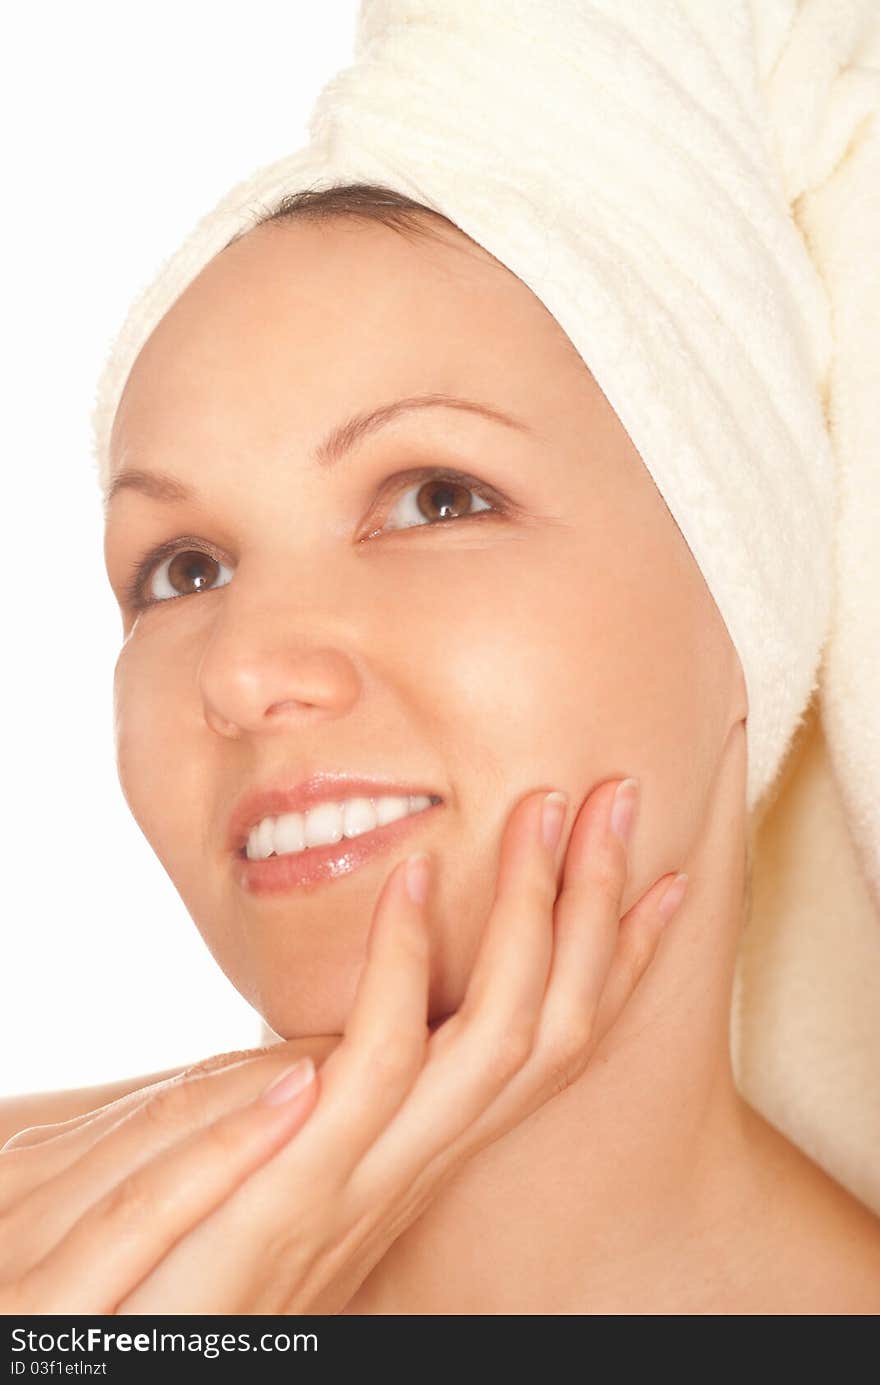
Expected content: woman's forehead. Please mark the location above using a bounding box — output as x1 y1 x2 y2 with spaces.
112 217 589 462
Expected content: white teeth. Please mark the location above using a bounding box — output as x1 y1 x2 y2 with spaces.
245 793 436 861
304 801 344 850
256 816 275 861
374 795 412 826
274 812 306 856
342 797 378 838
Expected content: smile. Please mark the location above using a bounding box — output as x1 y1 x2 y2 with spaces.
234 794 444 896
245 793 441 860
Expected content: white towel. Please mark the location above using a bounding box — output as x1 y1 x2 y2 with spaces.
90 1 880 1212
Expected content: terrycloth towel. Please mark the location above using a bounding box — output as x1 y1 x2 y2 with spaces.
89 1 880 1213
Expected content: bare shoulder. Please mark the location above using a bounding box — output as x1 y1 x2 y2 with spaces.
741 1105 880 1313
793 1164 880 1312
0 1063 189 1147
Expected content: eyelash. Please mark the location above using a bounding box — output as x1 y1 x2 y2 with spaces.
121 467 506 612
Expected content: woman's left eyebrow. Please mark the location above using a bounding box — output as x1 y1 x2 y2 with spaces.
312 393 533 468
104 393 533 511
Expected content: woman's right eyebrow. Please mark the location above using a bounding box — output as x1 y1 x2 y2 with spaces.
104 392 533 513
103 467 194 513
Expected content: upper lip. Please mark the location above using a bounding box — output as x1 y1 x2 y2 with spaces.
227 772 443 853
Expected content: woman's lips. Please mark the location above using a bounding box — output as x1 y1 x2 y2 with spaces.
232 800 443 896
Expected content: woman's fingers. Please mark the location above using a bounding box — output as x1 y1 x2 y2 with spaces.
532 777 643 1065
352 778 684 1211
14 855 435 1309
0 1038 341 1255
0 1081 214 1218
2 1044 308 1154
588 868 688 1042
95 793 567 1314
454 789 566 1023
343 787 568 1205
516 777 682 1097
247 853 434 1188
13 1058 321 1314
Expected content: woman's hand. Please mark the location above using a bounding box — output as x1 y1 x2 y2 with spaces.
0 776 688 1314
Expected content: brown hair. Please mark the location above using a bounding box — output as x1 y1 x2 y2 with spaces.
227 181 456 249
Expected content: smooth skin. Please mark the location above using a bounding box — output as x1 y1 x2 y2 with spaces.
1 780 683 1313
8 212 880 1313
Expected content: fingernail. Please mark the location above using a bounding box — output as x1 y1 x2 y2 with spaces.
259 1057 316 1106
405 852 431 905
541 792 568 851
658 873 689 922
610 778 639 846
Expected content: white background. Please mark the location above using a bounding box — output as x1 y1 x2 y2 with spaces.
2 2 361 1097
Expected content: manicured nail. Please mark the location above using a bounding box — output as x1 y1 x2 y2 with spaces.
259 1057 316 1106
405 852 431 905
658 873 689 922
541 792 568 851
610 778 639 846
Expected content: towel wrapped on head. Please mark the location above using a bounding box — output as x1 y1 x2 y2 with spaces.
90 0 880 1211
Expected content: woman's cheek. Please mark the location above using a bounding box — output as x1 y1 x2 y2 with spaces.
113 633 193 854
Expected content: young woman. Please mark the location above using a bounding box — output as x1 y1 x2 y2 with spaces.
2 195 879 1313
4 0 880 1314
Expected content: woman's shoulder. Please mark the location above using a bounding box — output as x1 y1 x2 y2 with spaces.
734 1106 880 1313
0 1063 189 1147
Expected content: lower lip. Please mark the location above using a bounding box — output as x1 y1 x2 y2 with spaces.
232 802 443 896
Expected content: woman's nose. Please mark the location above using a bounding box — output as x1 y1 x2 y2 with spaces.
200 641 363 739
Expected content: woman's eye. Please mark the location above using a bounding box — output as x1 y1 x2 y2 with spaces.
125 473 500 611
378 474 495 533
126 546 233 610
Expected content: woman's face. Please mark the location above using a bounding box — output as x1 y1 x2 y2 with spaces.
104 215 743 1035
